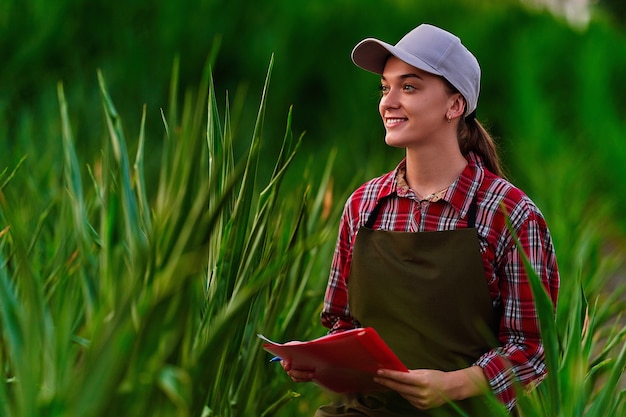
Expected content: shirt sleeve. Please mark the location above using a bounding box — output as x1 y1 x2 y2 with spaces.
320 199 360 333
474 209 560 410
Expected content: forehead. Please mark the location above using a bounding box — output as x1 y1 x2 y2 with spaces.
381 56 436 80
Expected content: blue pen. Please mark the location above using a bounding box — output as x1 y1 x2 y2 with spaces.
269 356 282 363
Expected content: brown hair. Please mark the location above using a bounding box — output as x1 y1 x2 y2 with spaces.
457 117 505 178
443 78 505 178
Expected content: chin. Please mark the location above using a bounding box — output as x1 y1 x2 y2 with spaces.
384 136 408 148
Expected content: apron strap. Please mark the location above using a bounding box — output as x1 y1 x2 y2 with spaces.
466 195 478 229
365 192 397 229
365 192 479 229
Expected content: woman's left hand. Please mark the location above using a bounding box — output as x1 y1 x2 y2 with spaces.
373 369 450 409
373 365 487 410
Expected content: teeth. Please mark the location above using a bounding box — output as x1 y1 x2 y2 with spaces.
387 118 405 124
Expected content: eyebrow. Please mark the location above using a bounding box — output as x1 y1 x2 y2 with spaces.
380 73 424 81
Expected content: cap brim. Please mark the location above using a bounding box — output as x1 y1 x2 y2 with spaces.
351 38 443 77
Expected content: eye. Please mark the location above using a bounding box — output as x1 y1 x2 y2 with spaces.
402 84 416 92
379 84 390 95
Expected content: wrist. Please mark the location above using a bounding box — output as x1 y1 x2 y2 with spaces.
446 366 488 401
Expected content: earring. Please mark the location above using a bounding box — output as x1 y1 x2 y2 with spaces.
446 115 451 123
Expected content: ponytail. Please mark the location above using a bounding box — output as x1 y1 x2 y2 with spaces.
442 78 505 178
458 116 505 178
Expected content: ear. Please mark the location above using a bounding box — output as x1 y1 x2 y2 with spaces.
446 93 466 120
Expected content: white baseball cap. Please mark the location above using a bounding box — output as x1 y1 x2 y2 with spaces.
351 24 480 116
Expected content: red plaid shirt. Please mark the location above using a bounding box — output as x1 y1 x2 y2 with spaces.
321 152 560 410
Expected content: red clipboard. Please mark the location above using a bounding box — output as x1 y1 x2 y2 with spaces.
259 327 408 393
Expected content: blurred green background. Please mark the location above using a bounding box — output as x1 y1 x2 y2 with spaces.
1 0 625 415
3 0 626 283
0 0 626 191
3 0 626 202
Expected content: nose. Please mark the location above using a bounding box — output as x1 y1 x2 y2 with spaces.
379 88 400 113
378 91 400 118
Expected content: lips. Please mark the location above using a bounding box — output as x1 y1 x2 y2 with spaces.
385 117 408 127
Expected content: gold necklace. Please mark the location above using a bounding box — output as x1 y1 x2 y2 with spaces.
419 186 449 202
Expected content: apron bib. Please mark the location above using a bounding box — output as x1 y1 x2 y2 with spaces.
316 195 499 417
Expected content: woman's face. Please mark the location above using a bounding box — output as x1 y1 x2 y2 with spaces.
379 56 455 149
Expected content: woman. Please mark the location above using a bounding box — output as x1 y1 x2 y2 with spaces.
282 24 560 416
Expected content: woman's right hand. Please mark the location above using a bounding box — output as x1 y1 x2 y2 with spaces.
281 359 315 382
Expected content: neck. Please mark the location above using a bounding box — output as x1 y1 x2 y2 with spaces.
404 144 467 198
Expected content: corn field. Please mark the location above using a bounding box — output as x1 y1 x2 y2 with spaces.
1 1 625 416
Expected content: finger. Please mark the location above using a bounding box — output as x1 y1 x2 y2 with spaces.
373 375 416 394
377 369 427 388
373 376 431 410
287 369 315 382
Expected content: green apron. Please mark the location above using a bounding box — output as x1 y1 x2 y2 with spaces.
316 194 500 417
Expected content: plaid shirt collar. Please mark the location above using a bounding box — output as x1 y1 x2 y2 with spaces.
376 151 486 218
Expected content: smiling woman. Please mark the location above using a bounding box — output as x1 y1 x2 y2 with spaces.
279 23 560 417
378 61 461 162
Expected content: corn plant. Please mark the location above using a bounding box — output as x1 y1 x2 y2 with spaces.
502 198 626 417
0 54 339 417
